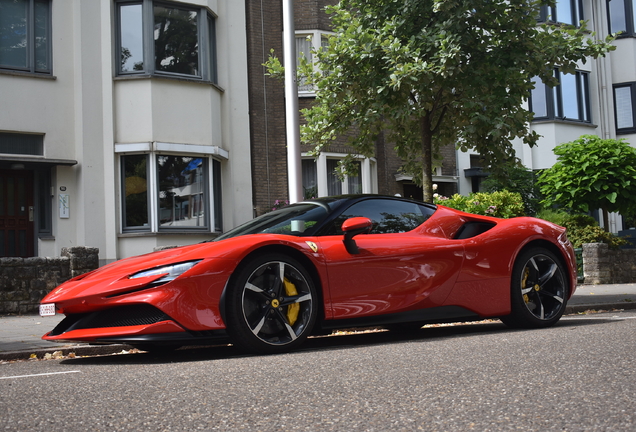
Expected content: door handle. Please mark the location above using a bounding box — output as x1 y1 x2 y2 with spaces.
29 206 34 222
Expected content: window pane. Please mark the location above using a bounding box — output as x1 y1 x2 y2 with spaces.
154 5 199 76
327 159 342 196
530 76 548 118
122 154 149 229
347 161 362 194
207 14 217 83
296 36 313 91
0 132 43 155
615 86 634 129
559 72 579 119
302 159 318 199
213 159 222 232
120 3 144 72
157 155 207 229
556 0 573 25
609 0 627 34
579 72 589 122
0 0 28 69
329 199 431 235
295 36 312 62
34 0 49 71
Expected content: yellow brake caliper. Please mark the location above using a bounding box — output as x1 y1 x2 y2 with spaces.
522 267 530 303
284 277 300 326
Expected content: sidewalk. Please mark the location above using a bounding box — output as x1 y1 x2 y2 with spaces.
1 283 635 361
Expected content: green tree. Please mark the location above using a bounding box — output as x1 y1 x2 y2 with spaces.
538 135 636 230
267 0 614 201
481 162 541 216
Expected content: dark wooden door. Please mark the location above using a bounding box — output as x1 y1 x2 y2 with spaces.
0 170 34 257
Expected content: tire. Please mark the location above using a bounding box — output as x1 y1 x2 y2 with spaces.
501 248 569 329
225 253 318 354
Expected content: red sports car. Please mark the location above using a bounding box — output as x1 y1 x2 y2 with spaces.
40 195 577 354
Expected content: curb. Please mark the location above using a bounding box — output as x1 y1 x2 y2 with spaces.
565 301 636 315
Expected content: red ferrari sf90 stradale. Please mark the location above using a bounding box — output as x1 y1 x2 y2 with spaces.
40 195 577 354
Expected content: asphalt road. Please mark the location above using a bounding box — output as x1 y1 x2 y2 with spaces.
1 311 635 431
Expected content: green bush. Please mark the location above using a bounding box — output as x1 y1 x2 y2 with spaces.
536 209 626 249
434 190 525 218
567 225 627 249
535 209 595 230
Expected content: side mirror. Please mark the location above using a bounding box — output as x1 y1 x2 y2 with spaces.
342 217 372 254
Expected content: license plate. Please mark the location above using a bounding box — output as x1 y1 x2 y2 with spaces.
39 303 56 317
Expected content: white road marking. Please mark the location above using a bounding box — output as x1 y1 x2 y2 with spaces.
0 371 81 380
562 315 636 321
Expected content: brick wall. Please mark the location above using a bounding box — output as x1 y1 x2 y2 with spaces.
0 247 99 315
582 243 636 284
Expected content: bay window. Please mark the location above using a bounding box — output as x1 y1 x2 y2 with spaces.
302 154 376 199
117 0 217 82
530 69 590 123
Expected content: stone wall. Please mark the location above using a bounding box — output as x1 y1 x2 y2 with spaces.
582 243 636 284
0 247 99 315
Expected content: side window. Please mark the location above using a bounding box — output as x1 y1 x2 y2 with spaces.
327 199 434 235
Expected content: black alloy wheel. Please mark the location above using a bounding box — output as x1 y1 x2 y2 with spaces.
501 248 569 329
225 253 317 354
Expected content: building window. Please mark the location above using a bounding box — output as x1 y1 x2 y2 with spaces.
116 0 217 82
157 155 207 229
326 159 361 196
121 153 221 232
0 0 51 74
614 83 636 134
295 31 331 95
0 132 43 155
608 0 636 36
529 69 590 123
301 154 376 198
537 0 584 26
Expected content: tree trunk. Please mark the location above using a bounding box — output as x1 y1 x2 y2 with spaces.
420 115 434 202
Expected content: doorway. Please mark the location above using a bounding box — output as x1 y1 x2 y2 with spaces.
0 169 34 257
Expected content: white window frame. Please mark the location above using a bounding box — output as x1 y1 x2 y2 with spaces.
302 152 377 198
116 142 228 233
295 30 333 97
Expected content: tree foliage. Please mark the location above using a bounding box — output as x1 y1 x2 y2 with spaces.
268 0 614 201
481 162 542 215
538 135 636 227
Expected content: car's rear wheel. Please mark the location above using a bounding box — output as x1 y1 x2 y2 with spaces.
501 248 568 328
225 253 318 354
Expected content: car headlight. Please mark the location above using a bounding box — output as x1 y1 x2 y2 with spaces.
129 261 202 284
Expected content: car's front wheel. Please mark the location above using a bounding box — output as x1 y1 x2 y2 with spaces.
501 248 569 329
225 253 318 354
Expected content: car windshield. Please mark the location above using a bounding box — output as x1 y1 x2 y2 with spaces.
215 203 331 241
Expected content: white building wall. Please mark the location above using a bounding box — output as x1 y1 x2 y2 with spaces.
0 0 252 262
